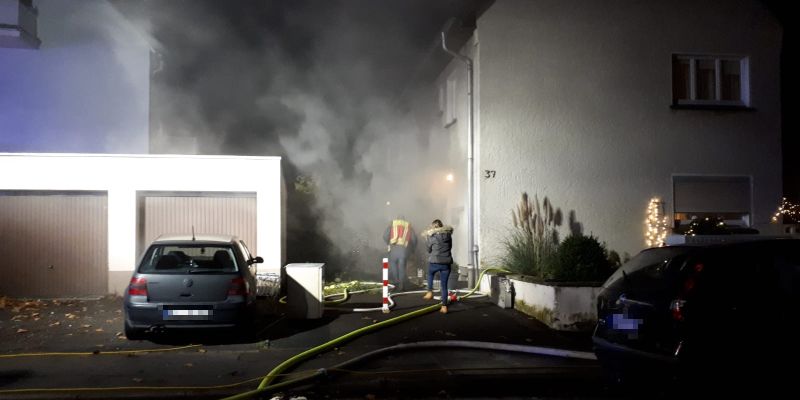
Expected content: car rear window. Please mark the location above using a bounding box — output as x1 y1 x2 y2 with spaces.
604 246 694 286
138 244 239 274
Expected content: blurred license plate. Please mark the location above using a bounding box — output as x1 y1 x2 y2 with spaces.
162 309 212 320
609 313 643 339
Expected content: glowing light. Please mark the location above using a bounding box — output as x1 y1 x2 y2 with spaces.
771 197 799 223
386 201 391 206
645 197 670 248
445 173 454 182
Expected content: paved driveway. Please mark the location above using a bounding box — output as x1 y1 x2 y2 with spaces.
1 293 606 399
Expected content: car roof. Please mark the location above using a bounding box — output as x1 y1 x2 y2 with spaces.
653 236 797 251
152 234 239 244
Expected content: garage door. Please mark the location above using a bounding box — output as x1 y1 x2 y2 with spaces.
141 194 257 255
0 192 108 298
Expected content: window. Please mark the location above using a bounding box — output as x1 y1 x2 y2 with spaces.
672 175 752 232
437 85 445 115
672 55 749 108
442 74 457 127
138 244 239 274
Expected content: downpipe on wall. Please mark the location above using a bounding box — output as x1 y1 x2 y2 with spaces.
441 24 478 288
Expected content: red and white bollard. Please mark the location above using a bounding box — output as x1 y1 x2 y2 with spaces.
382 257 390 314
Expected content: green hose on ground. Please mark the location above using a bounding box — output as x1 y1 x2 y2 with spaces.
223 267 510 400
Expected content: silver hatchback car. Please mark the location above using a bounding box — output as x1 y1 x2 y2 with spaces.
123 234 262 339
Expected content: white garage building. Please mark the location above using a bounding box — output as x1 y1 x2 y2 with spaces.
0 153 285 297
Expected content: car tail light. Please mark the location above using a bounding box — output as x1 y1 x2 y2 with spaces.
128 277 147 297
671 263 704 322
670 299 687 321
228 277 248 296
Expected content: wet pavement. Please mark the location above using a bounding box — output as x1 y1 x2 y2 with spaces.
0 291 693 399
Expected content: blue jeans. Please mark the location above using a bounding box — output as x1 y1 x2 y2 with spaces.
427 263 451 305
388 253 407 292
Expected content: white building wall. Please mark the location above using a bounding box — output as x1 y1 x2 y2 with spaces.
0 153 284 293
471 0 782 261
0 0 149 153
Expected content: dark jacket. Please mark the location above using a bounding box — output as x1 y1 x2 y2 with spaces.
424 226 453 264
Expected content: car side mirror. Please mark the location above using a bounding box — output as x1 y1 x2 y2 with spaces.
249 256 264 265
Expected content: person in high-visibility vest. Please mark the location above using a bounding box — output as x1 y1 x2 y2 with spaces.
382 216 417 292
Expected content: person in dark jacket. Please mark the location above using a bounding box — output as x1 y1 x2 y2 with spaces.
383 215 417 292
422 219 454 314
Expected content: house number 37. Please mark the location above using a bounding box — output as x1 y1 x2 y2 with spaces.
484 170 496 178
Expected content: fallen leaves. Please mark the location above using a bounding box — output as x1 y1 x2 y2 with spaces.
184 363 194 368
16 328 29 334
64 313 78 320
49 321 61 327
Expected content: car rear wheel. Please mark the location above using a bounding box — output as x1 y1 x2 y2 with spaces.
124 320 146 340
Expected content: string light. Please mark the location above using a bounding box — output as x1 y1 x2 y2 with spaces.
645 197 670 247
771 197 799 223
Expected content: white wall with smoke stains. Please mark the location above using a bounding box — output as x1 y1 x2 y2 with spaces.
432 0 783 264
0 0 150 153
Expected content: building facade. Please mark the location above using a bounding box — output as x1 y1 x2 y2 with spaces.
424 0 783 266
0 0 150 154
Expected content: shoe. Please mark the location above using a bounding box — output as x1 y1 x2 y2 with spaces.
422 291 433 300
440 306 448 314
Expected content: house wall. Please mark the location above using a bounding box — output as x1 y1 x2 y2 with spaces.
0 153 284 294
0 0 149 153
470 0 782 261
424 37 479 268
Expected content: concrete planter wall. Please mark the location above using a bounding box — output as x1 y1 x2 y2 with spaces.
480 273 601 331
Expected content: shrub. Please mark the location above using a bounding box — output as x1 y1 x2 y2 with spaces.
547 234 613 282
499 192 560 277
499 229 538 276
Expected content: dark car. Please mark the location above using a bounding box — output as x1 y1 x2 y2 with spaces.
593 238 798 389
123 234 263 339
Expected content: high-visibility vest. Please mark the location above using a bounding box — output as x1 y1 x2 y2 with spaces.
389 219 411 247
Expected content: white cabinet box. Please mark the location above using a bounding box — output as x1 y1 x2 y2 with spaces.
285 263 325 319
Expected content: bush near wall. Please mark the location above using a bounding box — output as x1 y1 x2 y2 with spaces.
499 193 617 283
545 234 613 282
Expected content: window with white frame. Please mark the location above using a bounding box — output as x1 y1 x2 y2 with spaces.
672 55 750 107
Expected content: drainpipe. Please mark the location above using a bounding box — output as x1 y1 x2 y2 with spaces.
441 28 477 288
